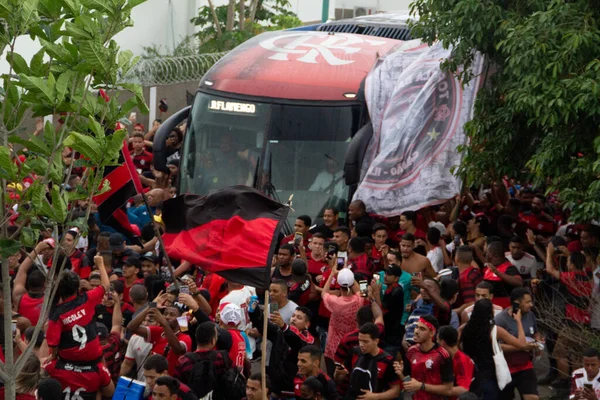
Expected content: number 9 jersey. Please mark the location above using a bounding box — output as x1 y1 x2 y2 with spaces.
46 285 106 362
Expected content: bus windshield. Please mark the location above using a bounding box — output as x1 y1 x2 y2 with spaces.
180 91 361 228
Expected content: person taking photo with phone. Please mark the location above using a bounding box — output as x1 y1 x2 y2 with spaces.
322 259 364 376
494 288 543 400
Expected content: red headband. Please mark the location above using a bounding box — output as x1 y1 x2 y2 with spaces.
419 317 436 334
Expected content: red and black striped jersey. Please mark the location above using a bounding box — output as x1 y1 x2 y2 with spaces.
44 359 111 400
47 286 105 362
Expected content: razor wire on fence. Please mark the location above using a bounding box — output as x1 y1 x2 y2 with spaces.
122 52 228 86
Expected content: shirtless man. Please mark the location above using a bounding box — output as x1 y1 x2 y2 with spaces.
399 233 437 278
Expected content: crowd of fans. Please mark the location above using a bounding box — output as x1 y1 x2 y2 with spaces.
3 117 600 400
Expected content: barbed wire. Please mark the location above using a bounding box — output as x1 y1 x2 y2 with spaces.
122 52 229 86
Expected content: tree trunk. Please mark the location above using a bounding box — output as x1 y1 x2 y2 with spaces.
248 0 260 25
239 0 246 31
226 0 236 31
207 0 223 37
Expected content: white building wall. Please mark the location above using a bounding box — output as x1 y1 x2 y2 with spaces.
0 0 412 75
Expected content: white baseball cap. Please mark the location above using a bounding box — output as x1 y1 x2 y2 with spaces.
219 303 242 327
337 268 355 288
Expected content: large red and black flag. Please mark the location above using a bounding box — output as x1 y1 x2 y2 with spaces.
93 141 143 239
161 186 289 289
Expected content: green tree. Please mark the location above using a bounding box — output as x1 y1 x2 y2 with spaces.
410 0 600 221
0 0 147 397
192 0 302 52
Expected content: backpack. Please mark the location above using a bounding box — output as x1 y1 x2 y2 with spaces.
186 351 246 400
186 351 219 399
346 351 387 400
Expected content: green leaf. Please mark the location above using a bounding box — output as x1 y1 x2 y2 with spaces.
55 70 73 106
18 74 54 103
39 38 73 63
29 49 46 76
26 156 50 176
0 147 18 181
104 128 126 160
118 50 133 69
38 0 62 18
8 53 30 75
21 0 40 27
120 83 149 114
0 240 21 258
8 135 51 157
80 0 112 13
64 21 92 39
87 115 105 139
51 185 68 223
3 83 20 127
60 0 80 15
63 131 102 164
79 40 110 74
125 0 147 10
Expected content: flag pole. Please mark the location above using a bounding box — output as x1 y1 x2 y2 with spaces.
262 289 269 400
141 192 180 290
120 140 180 289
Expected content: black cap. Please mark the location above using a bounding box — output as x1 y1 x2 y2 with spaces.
385 265 403 277
140 252 159 264
124 256 142 270
109 233 125 252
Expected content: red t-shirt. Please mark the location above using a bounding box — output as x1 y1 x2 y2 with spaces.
202 273 228 318
397 229 427 241
371 247 385 271
307 257 328 278
47 286 105 362
119 277 145 305
18 292 44 326
0 389 35 400
560 271 593 324
70 250 91 279
483 262 520 309
44 359 111 400
146 325 192 376
452 350 475 398
520 212 555 237
227 329 247 369
318 268 339 318
133 150 153 171
405 344 454 400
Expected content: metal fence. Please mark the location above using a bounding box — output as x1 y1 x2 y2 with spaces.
123 52 228 86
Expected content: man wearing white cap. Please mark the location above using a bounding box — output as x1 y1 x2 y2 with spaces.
322 261 364 375
218 303 249 370
219 280 257 359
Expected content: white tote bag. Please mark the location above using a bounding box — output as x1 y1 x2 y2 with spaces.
491 325 512 390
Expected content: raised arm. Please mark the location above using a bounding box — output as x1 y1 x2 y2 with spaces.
545 242 560 280
94 255 110 293
13 241 50 307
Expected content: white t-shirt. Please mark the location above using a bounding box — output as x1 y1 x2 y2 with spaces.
464 303 503 320
220 286 257 357
505 252 538 277
270 300 298 324
125 334 153 381
571 367 600 399
427 247 444 272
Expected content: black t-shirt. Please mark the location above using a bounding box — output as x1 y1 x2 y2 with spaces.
382 283 404 344
310 224 334 239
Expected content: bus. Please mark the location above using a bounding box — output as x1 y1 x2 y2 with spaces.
153 12 412 231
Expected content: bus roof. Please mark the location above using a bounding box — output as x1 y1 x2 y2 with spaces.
200 30 401 102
